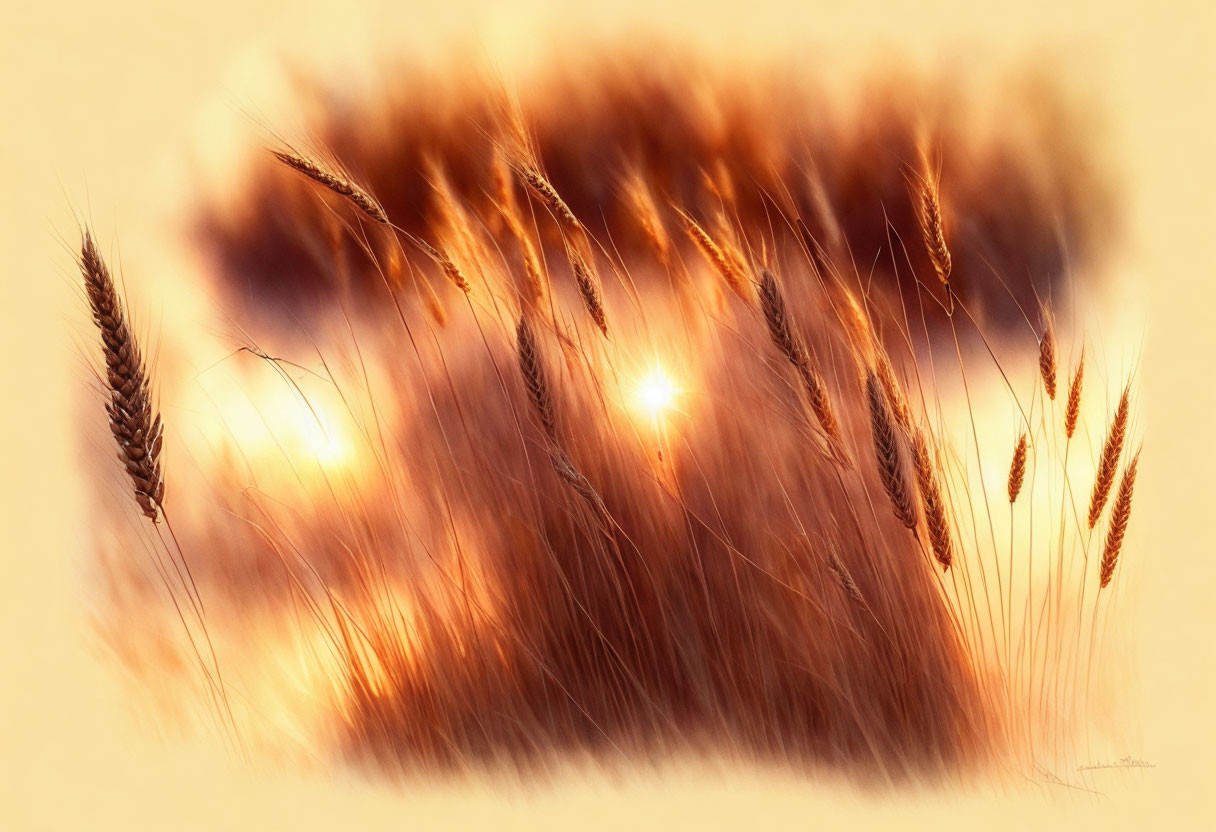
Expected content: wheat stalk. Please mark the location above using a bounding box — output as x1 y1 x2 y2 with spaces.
678 207 748 300
623 168 671 266
758 269 843 446
1038 322 1057 401
876 352 913 434
516 315 558 442
1007 433 1028 504
550 447 613 529
911 432 953 569
497 199 547 306
1065 353 1085 439
569 248 608 336
1087 384 1131 528
827 551 868 609
915 169 953 313
272 150 389 225
510 158 581 232
865 372 917 530
79 231 165 522
408 236 471 293
1099 450 1140 588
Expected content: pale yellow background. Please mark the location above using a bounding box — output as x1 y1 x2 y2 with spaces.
2 0 1213 828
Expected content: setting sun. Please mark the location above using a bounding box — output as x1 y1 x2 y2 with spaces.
635 366 678 418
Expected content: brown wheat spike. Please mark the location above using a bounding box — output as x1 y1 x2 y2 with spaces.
568 248 608 336
713 212 752 299
865 372 917 530
410 236 470 293
272 150 388 225
876 351 913 434
826 551 868 609
550 448 613 530
425 159 481 265
1099 450 1140 588
915 167 953 313
623 168 671 265
516 316 557 441
678 207 748 300
79 230 165 521
491 147 519 216
1087 384 1131 528
498 200 547 306
509 158 581 232
1038 321 1058 400
911 432 954 569
758 269 842 445
1065 352 1085 439
1007 433 1028 503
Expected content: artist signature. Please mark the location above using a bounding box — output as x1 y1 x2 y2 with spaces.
1033 756 1155 795
1077 755 1156 772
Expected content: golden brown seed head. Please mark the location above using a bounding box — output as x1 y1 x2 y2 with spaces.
272 150 389 225
1065 354 1085 439
1008 433 1028 504
759 270 841 446
1099 451 1140 588
624 169 671 265
412 236 470 293
516 316 557 441
866 373 917 530
1039 325 1058 400
912 432 953 569
570 249 608 337
510 159 581 232
1088 385 1131 528
826 552 867 609
916 174 952 292
80 230 165 521
876 352 912 434
679 208 748 300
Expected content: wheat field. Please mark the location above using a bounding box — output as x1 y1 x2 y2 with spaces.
3 1 1214 829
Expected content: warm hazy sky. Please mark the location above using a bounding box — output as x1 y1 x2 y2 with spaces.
2 1 1214 828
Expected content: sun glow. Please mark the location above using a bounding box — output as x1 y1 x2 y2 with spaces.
635 366 678 418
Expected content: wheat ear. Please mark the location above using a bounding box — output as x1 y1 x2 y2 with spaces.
679 208 748 300
1099 451 1140 588
757 269 842 446
410 236 471 293
827 552 868 610
272 150 388 225
1038 323 1058 401
865 372 917 530
516 316 558 441
915 171 953 313
1007 433 1028 504
1065 353 1085 439
569 248 608 336
510 158 581 232
1087 385 1131 528
80 230 165 521
911 432 953 569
